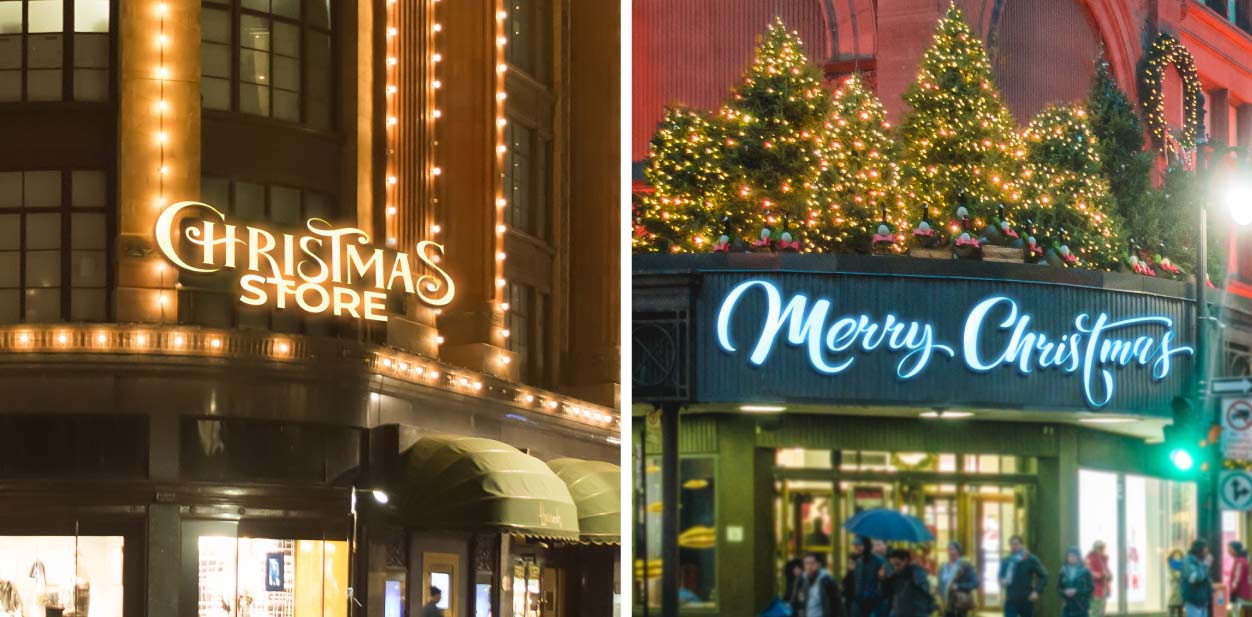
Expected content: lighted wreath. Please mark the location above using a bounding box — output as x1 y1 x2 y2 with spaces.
1138 33 1204 150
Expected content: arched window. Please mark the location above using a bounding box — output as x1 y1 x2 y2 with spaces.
990 0 1103 122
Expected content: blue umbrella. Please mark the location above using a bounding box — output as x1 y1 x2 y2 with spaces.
843 508 934 543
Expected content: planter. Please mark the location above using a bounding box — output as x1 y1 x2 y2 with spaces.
910 248 952 260
981 245 1024 264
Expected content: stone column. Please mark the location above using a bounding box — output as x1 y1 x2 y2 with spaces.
1211 88 1232 145
116 0 200 322
1237 103 1252 154
564 0 621 407
435 0 514 377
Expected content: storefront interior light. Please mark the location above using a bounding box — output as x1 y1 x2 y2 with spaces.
1225 177 1252 227
920 410 974 419
1079 416 1136 424
740 404 786 413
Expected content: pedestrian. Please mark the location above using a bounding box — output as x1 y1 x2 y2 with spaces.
1181 539 1215 617
1086 541 1110 617
844 555 859 617
853 536 888 617
998 535 1047 617
884 548 935 617
1059 546 1095 617
1168 549 1185 617
1230 542 1251 614
938 541 978 617
801 552 844 617
784 557 805 615
423 586 444 617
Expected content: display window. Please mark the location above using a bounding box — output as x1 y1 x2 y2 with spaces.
195 534 348 617
0 535 124 617
638 455 717 610
1079 469 1196 614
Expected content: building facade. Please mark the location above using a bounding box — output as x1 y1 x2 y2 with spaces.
632 253 1252 617
0 1 620 616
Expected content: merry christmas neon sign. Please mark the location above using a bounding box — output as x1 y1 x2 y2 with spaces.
155 201 455 322
715 279 1193 408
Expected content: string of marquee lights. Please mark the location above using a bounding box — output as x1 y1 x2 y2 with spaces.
384 0 399 247
155 2 172 318
1138 33 1203 150
0 326 619 430
492 4 511 371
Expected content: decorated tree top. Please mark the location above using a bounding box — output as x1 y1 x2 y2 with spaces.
720 18 834 235
898 3 1022 225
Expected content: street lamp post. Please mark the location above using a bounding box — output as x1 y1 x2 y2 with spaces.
348 486 390 617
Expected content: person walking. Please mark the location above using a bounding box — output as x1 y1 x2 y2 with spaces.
1181 539 1215 617
785 557 805 615
801 552 844 617
844 555 859 617
423 587 444 617
853 537 888 617
884 549 935 617
938 541 978 617
1168 549 1185 617
998 535 1047 617
1230 542 1252 614
1059 547 1095 617
1086 541 1110 617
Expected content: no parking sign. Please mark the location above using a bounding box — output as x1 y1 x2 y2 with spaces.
1220 398 1252 461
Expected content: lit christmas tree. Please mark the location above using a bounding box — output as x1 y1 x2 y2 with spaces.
810 74 908 253
633 106 727 252
1016 105 1123 268
718 18 834 249
898 3 1023 230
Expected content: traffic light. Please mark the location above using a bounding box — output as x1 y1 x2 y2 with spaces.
1163 397 1220 476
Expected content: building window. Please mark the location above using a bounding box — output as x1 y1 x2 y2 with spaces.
639 455 717 610
506 281 546 384
201 0 333 129
504 0 550 84
503 120 550 240
1078 469 1197 613
196 535 348 617
0 170 109 323
0 0 111 102
183 176 334 332
0 535 124 614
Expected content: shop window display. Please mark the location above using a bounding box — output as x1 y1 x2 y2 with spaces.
196 535 347 617
639 455 716 610
0 535 124 617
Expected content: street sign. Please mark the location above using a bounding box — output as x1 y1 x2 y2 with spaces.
1222 398 1252 461
1220 471 1252 511
1213 377 1252 395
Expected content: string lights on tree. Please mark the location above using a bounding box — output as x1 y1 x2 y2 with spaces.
1016 105 1123 269
898 3 1024 231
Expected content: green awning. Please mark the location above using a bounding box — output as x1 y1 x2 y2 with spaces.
395 435 579 541
547 458 621 544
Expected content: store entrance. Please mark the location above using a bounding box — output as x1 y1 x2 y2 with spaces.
775 450 1034 617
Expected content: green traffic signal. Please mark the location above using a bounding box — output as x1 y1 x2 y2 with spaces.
1170 448 1195 471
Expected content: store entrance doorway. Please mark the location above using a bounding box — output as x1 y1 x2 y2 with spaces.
541 567 563 617
774 449 1034 616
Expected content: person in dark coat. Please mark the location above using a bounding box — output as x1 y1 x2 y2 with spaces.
1182 539 1214 617
998 535 1047 617
853 536 888 617
784 557 805 614
422 587 444 617
884 549 934 617
844 555 859 617
938 541 978 617
801 552 845 617
1058 546 1094 617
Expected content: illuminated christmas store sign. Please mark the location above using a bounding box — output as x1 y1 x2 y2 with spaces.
155 201 455 322
715 279 1193 408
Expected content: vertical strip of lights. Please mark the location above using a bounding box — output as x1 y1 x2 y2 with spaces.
384 0 399 248
155 2 171 318
493 4 510 370
429 0 445 350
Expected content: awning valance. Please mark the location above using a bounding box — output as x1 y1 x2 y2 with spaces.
547 458 621 544
395 435 579 541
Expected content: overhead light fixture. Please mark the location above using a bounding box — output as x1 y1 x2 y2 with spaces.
370 490 390 505
739 404 786 414
1079 416 1136 424
920 410 974 419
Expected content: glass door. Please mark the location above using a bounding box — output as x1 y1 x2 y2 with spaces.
973 490 1018 614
